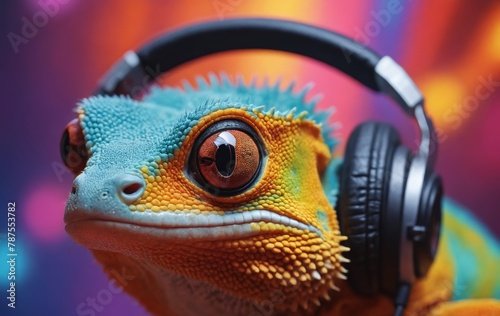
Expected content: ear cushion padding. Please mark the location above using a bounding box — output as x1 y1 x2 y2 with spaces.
338 122 400 295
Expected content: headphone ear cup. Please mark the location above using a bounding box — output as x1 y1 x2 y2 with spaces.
414 173 443 277
338 122 400 295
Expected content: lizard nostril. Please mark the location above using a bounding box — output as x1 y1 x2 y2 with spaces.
123 183 143 195
116 174 146 205
71 184 77 194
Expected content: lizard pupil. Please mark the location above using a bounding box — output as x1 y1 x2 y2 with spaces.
215 143 236 177
188 119 264 196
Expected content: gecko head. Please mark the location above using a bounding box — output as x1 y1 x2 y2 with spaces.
62 75 348 313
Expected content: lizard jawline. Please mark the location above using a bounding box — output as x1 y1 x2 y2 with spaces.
65 209 322 249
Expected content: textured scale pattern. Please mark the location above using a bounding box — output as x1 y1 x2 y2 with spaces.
66 73 500 316
129 105 348 310
74 74 348 314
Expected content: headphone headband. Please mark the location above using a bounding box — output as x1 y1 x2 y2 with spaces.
95 18 435 162
87 18 443 314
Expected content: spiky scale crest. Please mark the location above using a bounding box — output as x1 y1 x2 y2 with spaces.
72 72 348 316
144 73 338 151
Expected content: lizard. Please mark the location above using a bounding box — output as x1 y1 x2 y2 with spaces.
62 74 500 316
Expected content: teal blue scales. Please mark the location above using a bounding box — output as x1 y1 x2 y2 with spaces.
441 199 500 300
64 72 500 316
78 74 337 174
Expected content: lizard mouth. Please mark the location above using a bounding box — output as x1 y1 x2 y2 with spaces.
65 209 323 245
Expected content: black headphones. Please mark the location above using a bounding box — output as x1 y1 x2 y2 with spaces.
94 18 443 315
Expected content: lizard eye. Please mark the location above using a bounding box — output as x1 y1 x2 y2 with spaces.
60 118 88 175
186 120 265 196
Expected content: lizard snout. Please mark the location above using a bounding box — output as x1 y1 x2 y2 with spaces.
68 171 145 212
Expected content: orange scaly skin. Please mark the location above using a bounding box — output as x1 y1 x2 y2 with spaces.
63 77 500 316
129 108 346 312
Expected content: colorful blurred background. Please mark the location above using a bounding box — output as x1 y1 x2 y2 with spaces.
1 1 499 315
